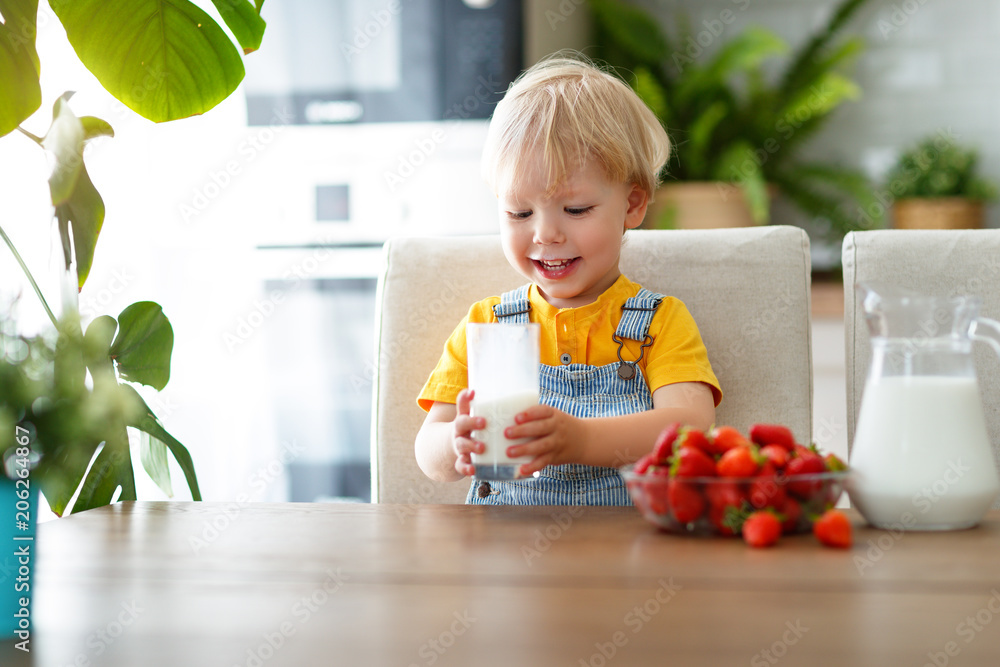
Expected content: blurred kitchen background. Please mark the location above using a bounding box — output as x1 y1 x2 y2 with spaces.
1 0 997 507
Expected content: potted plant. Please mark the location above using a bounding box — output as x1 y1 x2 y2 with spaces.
0 1 265 515
586 0 883 239
885 135 998 229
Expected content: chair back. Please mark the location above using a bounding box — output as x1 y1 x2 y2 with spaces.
372 226 814 503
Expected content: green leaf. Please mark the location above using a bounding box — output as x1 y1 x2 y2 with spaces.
587 0 668 65
686 101 728 178
254 0 263 11
49 0 246 122
120 384 201 500
631 66 668 124
54 163 105 289
776 72 860 127
210 0 266 54
83 314 118 368
110 301 174 390
41 92 84 206
71 436 137 514
80 115 115 140
675 28 787 109
140 430 173 497
0 0 41 137
713 141 770 224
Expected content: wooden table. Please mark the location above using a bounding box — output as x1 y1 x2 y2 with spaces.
7 502 1000 666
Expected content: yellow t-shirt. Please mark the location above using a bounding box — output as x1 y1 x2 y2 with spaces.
417 275 722 411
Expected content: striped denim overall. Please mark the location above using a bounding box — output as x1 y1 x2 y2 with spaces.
467 283 664 505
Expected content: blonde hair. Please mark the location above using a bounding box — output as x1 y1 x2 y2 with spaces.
482 52 670 199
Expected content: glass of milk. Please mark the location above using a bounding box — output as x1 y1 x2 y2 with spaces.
850 283 1000 530
466 323 540 480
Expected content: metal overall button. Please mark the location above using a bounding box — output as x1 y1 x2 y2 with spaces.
613 334 653 380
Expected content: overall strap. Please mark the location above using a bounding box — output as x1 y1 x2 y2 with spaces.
614 288 664 341
492 284 532 324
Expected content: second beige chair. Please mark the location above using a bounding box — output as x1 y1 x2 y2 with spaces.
373 226 814 504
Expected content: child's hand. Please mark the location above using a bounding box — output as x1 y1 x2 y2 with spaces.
451 389 484 478
503 404 587 477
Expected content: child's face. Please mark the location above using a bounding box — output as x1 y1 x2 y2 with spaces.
497 151 647 309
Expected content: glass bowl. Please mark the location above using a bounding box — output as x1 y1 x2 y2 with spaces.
621 465 850 536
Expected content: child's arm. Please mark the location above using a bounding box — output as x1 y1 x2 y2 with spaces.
502 381 716 476
415 389 483 482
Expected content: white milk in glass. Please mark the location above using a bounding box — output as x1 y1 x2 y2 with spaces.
466 323 540 480
850 376 1000 529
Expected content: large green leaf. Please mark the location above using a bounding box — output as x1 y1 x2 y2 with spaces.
49 0 246 122
71 435 137 513
110 301 174 390
0 0 41 137
210 0 265 54
714 141 770 224
121 384 201 500
140 430 173 497
588 0 668 65
54 163 105 289
675 28 787 109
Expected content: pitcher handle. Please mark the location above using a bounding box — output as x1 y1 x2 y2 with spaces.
970 317 1000 358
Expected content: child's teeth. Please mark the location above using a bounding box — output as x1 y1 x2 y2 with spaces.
541 259 570 269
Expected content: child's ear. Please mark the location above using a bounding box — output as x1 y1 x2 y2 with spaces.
624 185 648 230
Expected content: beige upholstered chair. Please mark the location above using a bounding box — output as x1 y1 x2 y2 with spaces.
843 230 1000 488
372 226 814 503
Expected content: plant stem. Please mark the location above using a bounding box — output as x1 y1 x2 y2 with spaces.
17 126 44 145
0 223 58 327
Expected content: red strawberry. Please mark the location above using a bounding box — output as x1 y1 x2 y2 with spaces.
813 509 853 548
742 511 782 548
780 497 803 534
717 446 760 478
708 425 750 455
633 452 656 475
706 482 748 536
748 463 786 510
785 450 827 500
670 446 717 478
759 444 789 470
652 423 681 464
675 427 713 455
749 423 797 451
668 479 706 524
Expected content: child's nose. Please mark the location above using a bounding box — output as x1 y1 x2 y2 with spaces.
532 213 565 245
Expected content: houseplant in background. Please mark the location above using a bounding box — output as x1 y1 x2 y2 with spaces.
885 135 998 229
586 0 883 240
0 0 266 519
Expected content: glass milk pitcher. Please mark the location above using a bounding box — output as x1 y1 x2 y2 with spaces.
849 284 1000 530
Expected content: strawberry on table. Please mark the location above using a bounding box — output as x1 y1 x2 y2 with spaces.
675 427 713 455
717 445 760 478
670 446 717 478
813 509 853 548
749 423 797 451
668 479 706 524
742 511 782 548
708 425 750 455
759 444 789 470
652 422 681 464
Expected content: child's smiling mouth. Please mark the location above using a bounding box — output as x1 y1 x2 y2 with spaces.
532 257 579 277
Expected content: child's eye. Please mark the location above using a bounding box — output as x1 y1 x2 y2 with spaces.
566 206 594 216
507 210 532 220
